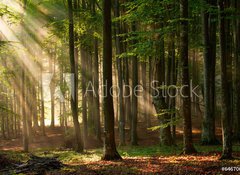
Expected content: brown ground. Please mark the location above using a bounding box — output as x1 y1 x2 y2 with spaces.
0 118 239 175
48 153 240 175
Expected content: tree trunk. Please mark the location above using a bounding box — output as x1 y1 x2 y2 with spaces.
141 62 147 128
22 69 29 152
219 0 233 159
233 0 240 142
102 0 122 160
180 0 196 154
147 57 152 128
114 0 125 146
168 34 177 144
153 26 173 146
49 52 55 128
201 0 218 145
81 48 88 145
40 68 46 136
131 23 138 146
87 53 94 135
68 0 84 153
32 85 39 131
92 0 101 142
21 0 29 152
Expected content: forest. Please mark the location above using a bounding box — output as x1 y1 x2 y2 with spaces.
0 0 240 174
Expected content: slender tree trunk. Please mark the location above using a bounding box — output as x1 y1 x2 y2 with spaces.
60 65 64 127
102 0 122 160
131 23 138 146
141 62 147 127
68 0 84 152
22 69 29 152
63 96 68 134
6 91 10 139
153 26 173 146
81 49 88 144
92 0 101 142
32 85 39 130
87 53 94 135
26 77 33 142
49 53 55 128
13 90 17 138
219 0 233 159
114 0 125 146
168 34 177 144
147 57 152 128
180 0 196 154
201 0 218 145
21 0 29 152
233 0 240 142
93 39 101 142
40 68 46 136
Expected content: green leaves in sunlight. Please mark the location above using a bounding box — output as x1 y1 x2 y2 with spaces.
0 3 21 24
148 108 181 131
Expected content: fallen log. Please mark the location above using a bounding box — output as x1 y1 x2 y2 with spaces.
1 154 63 175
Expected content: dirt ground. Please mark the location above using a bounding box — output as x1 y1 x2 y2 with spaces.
0 118 239 175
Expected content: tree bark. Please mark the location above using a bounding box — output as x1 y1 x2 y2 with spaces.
102 0 122 160
201 0 218 145
92 0 101 142
40 68 46 136
219 0 233 159
131 23 138 146
180 0 197 154
68 0 84 153
233 0 240 142
81 48 88 145
49 53 55 128
114 0 125 146
153 26 173 146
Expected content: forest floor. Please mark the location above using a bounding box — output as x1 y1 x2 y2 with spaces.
0 124 240 174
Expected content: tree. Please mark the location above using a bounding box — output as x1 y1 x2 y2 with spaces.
180 0 197 154
233 0 240 142
153 23 173 146
114 0 125 146
21 0 29 153
49 52 55 128
102 0 122 160
80 49 88 144
68 0 84 153
201 0 218 145
92 0 101 142
131 22 138 146
40 67 46 136
80 0 88 146
219 0 233 160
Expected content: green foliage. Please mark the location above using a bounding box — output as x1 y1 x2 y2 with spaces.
0 3 21 24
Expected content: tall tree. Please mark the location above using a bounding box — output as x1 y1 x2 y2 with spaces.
153 23 173 146
21 0 29 152
49 52 55 128
219 0 233 159
114 0 125 146
40 67 45 136
81 49 88 144
102 0 122 160
233 0 240 142
80 0 88 145
201 0 218 145
180 0 196 154
68 0 84 152
92 0 101 142
131 22 138 146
